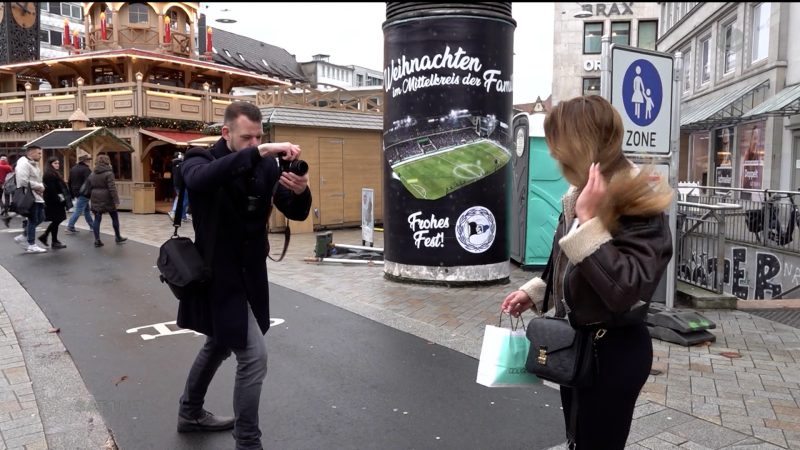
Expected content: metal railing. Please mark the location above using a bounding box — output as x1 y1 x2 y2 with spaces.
676 201 742 293
680 186 800 254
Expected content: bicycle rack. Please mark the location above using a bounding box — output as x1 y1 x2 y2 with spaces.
646 303 717 346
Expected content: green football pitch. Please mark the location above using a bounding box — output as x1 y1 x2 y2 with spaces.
392 139 510 200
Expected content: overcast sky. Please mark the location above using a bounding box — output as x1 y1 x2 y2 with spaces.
201 2 554 104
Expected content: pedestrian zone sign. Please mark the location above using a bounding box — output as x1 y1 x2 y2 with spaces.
611 46 673 154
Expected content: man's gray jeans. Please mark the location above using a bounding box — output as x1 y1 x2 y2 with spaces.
179 305 268 450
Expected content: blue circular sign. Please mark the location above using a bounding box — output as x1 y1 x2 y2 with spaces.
621 59 662 126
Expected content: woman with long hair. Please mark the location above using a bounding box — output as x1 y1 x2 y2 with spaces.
40 157 70 249
88 154 127 247
501 95 673 449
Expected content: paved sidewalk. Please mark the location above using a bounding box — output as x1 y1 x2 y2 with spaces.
2 212 800 449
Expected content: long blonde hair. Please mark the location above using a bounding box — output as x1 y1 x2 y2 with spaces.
544 95 672 231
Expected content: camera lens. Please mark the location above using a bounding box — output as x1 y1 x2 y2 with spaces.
290 160 309 176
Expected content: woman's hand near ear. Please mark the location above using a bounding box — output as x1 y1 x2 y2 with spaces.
575 163 607 223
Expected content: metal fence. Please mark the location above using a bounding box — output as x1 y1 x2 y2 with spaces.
679 186 800 254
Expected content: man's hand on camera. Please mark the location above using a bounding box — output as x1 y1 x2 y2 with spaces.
257 142 301 160
279 171 308 195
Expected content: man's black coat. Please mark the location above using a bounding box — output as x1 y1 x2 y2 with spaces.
178 138 312 349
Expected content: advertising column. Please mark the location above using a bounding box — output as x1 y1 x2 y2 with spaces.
383 3 516 284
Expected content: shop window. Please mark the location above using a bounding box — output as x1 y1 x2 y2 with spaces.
793 135 800 190
638 21 657 50
128 3 149 24
104 150 132 181
722 20 737 75
583 23 603 55
690 132 709 185
582 77 600 96
751 3 770 63
611 22 630 46
713 127 734 188
737 121 766 190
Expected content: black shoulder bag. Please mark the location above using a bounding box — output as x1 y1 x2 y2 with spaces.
156 186 222 302
524 253 599 388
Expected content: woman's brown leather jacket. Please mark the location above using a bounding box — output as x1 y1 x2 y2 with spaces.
519 187 673 319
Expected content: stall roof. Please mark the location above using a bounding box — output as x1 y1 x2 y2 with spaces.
26 127 133 151
140 129 208 147
260 107 382 131
743 83 800 119
680 79 770 130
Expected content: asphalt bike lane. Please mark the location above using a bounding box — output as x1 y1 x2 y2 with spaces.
0 229 566 449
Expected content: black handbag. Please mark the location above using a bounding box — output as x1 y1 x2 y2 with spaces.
157 187 221 302
11 186 35 217
525 253 599 388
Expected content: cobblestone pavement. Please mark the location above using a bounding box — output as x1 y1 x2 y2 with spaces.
2 212 800 449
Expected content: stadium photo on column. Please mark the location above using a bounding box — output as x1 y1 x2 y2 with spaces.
384 110 511 200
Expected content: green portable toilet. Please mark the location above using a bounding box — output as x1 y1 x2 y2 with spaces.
509 112 568 269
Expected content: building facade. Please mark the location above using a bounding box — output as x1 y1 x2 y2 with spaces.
39 2 86 60
300 54 383 90
551 2 660 104
657 2 800 193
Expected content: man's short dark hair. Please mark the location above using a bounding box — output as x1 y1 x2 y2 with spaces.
224 102 262 128
25 145 41 152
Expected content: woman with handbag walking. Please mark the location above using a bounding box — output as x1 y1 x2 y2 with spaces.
39 157 70 249
500 95 673 449
88 154 127 247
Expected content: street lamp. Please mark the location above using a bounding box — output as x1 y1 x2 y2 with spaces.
574 3 592 18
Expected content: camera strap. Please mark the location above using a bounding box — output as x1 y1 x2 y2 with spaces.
264 178 290 262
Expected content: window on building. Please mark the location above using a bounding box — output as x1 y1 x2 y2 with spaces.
699 35 711 85
92 66 124 85
638 21 658 50
356 74 364 87
168 10 178 29
793 135 800 190
47 2 61 14
582 77 601 96
689 132 710 184
106 150 132 181
60 3 82 20
683 48 692 94
611 22 630 46
44 30 63 47
128 3 149 24
583 23 603 54
722 20 737 75
147 68 184 88
751 3 770 63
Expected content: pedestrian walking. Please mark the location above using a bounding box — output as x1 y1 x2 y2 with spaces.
88 154 126 247
501 95 673 449
39 157 70 249
176 102 311 450
14 146 47 253
0 156 13 217
65 154 95 233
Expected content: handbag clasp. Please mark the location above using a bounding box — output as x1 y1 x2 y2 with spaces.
537 347 547 365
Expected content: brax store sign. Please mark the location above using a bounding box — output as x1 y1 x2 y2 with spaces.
579 2 634 17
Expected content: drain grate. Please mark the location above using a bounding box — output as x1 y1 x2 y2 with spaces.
741 309 800 329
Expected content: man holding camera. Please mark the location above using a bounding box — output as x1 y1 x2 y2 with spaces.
177 102 311 450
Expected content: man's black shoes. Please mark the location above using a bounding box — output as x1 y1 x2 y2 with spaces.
177 410 235 433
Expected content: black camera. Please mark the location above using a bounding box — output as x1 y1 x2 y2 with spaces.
279 155 308 176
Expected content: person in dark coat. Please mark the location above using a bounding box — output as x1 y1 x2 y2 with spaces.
39 157 70 249
65 154 95 233
88 154 127 247
176 102 311 450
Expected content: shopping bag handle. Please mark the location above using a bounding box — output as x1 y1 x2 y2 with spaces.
498 311 526 331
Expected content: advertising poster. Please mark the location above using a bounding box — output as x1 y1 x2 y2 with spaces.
714 127 734 188
738 121 765 190
383 17 514 276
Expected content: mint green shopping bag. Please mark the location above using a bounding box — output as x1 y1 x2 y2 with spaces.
476 319 540 387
